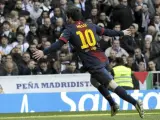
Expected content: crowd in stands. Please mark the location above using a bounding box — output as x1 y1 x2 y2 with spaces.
0 0 160 76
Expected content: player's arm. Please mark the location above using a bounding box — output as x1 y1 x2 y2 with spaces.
43 40 65 55
95 25 131 37
33 29 70 60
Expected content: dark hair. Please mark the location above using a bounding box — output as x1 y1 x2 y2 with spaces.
1 35 9 40
66 6 82 21
38 58 47 64
2 21 11 26
113 22 121 28
116 58 124 66
29 23 37 28
16 32 25 37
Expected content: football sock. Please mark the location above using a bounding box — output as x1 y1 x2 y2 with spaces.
114 86 137 105
98 85 115 106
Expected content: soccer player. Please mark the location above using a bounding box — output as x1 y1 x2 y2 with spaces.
33 7 144 118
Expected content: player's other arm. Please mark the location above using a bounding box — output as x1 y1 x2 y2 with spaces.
33 29 70 60
95 25 131 37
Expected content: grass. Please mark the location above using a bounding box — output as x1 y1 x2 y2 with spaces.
0 110 159 120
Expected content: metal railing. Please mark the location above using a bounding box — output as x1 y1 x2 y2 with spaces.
151 72 160 89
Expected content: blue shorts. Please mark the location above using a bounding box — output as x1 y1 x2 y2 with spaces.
89 62 113 86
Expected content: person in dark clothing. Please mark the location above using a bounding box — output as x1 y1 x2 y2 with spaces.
37 17 54 43
26 23 39 44
111 0 134 30
23 59 41 75
121 24 144 55
38 59 56 74
61 61 80 74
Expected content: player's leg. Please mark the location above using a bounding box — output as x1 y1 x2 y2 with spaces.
108 80 144 118
89 67 144 118
90 77 119 116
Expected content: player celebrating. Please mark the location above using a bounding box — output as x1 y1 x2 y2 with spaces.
33 6 144 118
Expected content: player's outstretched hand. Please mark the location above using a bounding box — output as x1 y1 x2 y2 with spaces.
33 50 44 60
122 29 131 36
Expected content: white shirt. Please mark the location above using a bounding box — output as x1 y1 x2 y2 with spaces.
12 42 29 53
24 25 30 36
0 45 13 55
22 3 32 12
154 23 160 32
41 4 51 11
29 7 42 21
105 47 129 57
2 31 10 37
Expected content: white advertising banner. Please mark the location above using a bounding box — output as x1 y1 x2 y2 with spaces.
0 74 97 94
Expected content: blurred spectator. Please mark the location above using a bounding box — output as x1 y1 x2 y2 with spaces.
53 17 65 42
154 31 160 41
121 24 144 55
148 60 158 71
150 33 160 70
22 0 33 12
147 25 157 39
38 58 56 74
12 32 29 53
10 10 20 32
60 0 71 14
0 61 18 76
108 50 118 70
98 12 110 28
51 6 66 25
138 61 147 72
105 39 129 57
99 35 112 52
53 51 71 73
29 0 42 21
18 52 31 75
23 59 40 75
0 36 13 55
0 0 8 23
122 54 128 64
111 58 134 90
126 56 138 71
90 8 98 24
14 0 29 16
134 1 150 32
0 21 16 43
37 11 49 26
19 16 30 36
145 34 152 42
11 45 22 55
26 23 39 44
153 14 160 32
111 0 134 30
38 17 54 41
113 22 121 40
27 43 37 60
41 0 52 12
133 48 148 71
3 54 19 75
143 39 151 59
61 61 80 74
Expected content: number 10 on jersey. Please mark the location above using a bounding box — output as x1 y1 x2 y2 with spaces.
76 29 96 49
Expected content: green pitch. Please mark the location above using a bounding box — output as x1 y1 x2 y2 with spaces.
0 110 159 120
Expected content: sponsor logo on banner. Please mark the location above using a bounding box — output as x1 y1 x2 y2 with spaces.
0 90 159 113
0 74 96 93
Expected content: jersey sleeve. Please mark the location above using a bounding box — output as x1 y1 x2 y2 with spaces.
59 28 71 43
95 25 124 37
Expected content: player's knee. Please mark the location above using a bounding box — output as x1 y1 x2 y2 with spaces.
108 80 118 90
90 78 101 88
